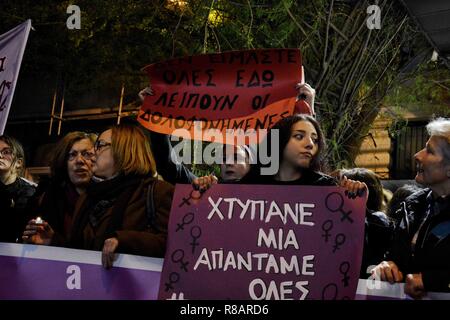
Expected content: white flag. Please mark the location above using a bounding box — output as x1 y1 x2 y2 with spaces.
0 20 32 134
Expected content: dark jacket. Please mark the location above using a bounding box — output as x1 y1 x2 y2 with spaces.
361 210 392 277
0 177 36 242
69 174 174 258
387 188 450 292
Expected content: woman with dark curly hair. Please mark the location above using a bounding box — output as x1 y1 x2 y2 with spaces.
23 131 97 245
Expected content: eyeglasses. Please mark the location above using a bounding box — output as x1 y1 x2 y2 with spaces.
0 148 14 158
68 150 95 161
94 140 112 152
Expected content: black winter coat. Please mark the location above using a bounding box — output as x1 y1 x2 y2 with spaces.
387 188 450 292
0 177 36 242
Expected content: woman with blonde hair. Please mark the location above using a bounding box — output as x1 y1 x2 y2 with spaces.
73 124 174 267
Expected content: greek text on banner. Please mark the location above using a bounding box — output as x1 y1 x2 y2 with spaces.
140 49 302 121
159 184 367 300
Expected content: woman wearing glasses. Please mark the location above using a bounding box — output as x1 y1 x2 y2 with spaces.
0 135 36 242
23 131 97 245
68 124 174 268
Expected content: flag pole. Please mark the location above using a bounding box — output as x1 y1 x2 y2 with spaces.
48 89 57 136
57 90 65 136
117 84 125 125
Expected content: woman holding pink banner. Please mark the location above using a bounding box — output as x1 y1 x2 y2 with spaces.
371 117 450 299
241 114 367 196
67 124 174 268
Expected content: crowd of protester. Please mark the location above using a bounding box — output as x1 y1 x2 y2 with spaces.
1 84 448 299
